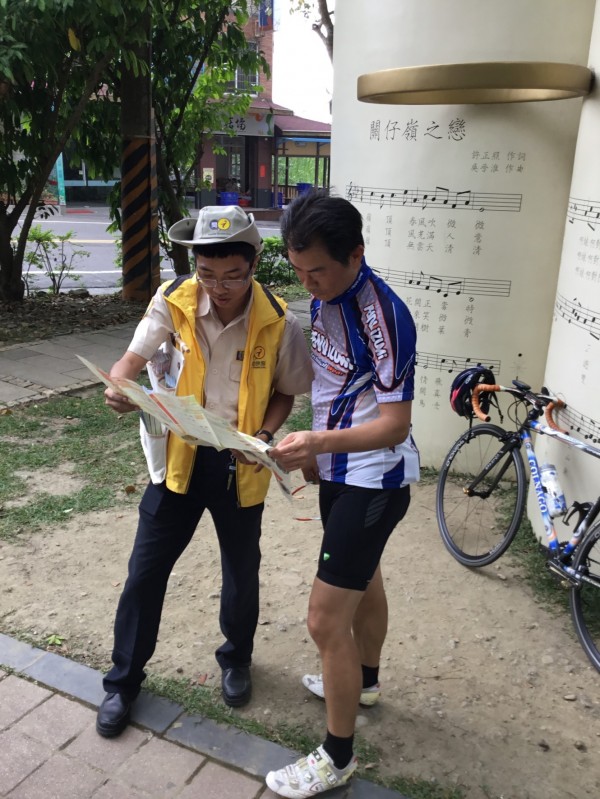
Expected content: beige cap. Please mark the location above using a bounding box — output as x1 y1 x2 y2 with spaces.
167 205 263 254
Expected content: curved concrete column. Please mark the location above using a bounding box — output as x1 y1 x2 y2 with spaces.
531 7 600 541
332 0 595 464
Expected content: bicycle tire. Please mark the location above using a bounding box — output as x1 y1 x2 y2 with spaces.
436 423 527 567
570 522 600 672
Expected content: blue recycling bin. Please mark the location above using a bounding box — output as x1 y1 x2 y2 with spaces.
296 183 313 196
220 191 239 205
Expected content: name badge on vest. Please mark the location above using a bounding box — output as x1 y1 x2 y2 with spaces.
252 345 266 368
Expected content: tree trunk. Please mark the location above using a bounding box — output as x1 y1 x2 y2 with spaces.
0 213 24 303
171 242 192 276
313 0 334 61
155 145 191 277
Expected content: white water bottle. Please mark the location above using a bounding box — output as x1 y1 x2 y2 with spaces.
539 463 567 517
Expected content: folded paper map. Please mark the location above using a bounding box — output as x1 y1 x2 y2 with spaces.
77 355 292 497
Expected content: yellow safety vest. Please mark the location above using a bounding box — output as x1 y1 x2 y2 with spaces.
160 275 287 506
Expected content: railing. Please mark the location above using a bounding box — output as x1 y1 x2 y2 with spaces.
274 184 321 205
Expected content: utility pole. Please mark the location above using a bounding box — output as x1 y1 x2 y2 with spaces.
120 8 160 302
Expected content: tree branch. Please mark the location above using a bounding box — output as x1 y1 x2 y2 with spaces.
313 0 334 61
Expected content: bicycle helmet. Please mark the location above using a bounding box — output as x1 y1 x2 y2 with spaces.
450 366 496 418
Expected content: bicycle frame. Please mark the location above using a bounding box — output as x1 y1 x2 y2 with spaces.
466 410 600 562
440 381 600 671
464 429 520 500
523 417 600 559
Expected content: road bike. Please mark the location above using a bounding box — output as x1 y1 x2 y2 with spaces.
436 376 600 672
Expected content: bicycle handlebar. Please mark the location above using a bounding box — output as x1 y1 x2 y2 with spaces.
472 383 567 432
471 383 500 422
545 399 567 432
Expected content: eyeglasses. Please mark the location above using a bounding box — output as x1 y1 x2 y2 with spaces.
196 266 253 290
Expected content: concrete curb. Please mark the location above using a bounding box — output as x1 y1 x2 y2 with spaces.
0 634 408 798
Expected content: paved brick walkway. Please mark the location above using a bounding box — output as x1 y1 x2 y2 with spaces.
0 635 406 798
0 299 310 409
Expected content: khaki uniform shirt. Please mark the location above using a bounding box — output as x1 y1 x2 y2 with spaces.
129 287 313 426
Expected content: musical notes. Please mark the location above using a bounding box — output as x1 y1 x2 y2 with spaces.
394 270 511 299
346 183 522 213
548 399 600 444
567 196 600 230
415 351 500 373
554 293 600 340
345 182 364 204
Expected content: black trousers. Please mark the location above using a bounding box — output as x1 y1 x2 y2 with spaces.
103 447 264 699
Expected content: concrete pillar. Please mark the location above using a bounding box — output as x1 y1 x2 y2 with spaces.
332 0 596 464
531 5 600 541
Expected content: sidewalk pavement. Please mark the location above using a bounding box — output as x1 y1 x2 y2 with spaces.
0 305 410 799
0 635 407 799
0 299 311 409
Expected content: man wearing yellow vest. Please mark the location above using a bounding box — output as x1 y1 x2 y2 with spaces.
96 206 312 738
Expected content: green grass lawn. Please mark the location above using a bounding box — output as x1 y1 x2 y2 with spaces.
0 389 144 540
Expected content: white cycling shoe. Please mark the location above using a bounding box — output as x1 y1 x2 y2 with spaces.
265 744 357 798
301 673 381 707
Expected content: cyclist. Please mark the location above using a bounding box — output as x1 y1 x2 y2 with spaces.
267 190 419 797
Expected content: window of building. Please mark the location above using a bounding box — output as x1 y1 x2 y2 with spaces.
226 42 259 93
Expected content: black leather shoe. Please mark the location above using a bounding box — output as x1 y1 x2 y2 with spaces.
96 692 132 738
221 666 252 707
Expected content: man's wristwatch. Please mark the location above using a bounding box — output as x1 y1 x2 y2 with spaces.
254 428 274 446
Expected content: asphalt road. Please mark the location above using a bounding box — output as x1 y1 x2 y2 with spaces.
20 205 282 295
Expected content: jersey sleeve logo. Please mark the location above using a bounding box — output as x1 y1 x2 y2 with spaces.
363 303 389 361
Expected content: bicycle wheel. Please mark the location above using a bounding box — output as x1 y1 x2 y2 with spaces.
436 423 527 567
570 523 600 672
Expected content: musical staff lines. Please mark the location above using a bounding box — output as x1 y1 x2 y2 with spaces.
415 351 501 374
391 269 511 299
555 293 600 340
346 182 522 213
546 394 600 444
567 196 600 230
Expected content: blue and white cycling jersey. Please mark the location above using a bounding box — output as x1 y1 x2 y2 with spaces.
311 260 420 489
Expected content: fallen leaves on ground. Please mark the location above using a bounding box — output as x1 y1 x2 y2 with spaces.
0 292 146 346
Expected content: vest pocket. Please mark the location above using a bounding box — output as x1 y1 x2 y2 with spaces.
141 340 185 484
139 416 168 484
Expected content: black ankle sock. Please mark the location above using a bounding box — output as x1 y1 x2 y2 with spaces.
361 664 379 689
323 730 354 770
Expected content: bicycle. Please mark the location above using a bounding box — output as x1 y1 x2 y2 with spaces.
436 373 600 672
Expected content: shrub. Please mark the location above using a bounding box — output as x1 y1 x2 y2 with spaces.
256 236 295 285
23 225 90 295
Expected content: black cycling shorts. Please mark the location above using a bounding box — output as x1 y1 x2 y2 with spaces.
316 480 411 591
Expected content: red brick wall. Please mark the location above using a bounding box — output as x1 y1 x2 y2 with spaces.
241 16 274 99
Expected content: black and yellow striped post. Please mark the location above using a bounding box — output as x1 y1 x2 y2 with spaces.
120 10 160 304
121 132 160 302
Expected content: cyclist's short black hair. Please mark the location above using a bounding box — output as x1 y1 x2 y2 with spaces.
281 189 364 265
192 241 257 264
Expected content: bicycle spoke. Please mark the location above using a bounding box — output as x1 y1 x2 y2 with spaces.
437 424 526 567
571 527 600 671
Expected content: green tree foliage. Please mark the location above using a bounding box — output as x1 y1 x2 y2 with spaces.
0 0 270 297
74 1 269 276
0 0 149 302
149 1 269 275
